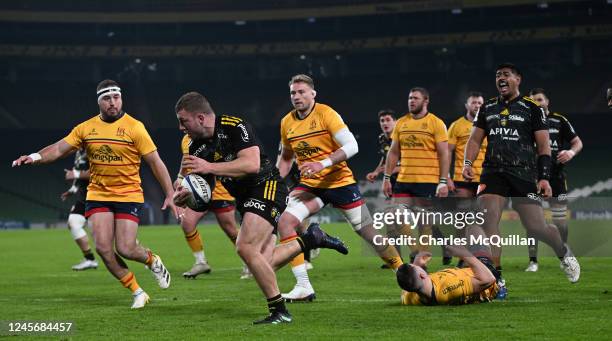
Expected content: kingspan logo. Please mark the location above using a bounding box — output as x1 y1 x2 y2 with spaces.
91 145 123 163
294 141 322 158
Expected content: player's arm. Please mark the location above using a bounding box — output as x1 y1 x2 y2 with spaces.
435 140 450 197
382 139 400 197
299 127 358 177
446 245 496 292
64 169 90 181
447 143 456 191
462 127 485 181
557 117 583 164
12 139 76 167
276 144 295 178
186 146 260 178
142 151 178 218
366 156 385 182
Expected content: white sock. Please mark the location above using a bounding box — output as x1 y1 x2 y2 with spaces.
194 251 206 264
133 288 144 296
291 264 312 288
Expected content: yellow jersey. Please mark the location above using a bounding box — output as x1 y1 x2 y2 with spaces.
280 103 356 189
180 135 234 202
63 113 156 203
448 116 487 182
401 267 498 305
391 113 448 184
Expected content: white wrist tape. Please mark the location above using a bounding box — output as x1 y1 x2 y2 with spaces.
28 153 42 162
73 169 81 179
319 158 333 168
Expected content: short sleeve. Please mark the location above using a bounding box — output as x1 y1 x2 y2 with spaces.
181 135 191 154
323 108 348 135
447 121 458 145
63 123 84 149
560 115 578 142
474 107 487 130
391 119 400 142
433 118 448 143
230 121 257 152
531 104 548 132
280 117 291 149
133 122 157 155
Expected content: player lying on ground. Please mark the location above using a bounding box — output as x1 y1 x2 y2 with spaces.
397 226 500 305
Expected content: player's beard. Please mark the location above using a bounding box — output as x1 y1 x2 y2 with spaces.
100 108 124 122
409 103 424 115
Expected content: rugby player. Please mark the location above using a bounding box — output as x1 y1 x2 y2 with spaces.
463 63 580 283
524 88 583 272
12 80 178 308
175 134 252 279
60 148 98 271
607 88 612 110
397 226 500 306
382 87 451 263
173 91 348 324
277 75 403 302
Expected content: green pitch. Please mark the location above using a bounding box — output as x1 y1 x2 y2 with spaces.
1 222 611 340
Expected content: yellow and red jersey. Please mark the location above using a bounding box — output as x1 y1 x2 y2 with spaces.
180 134 234 202
280 103 356 189
63 113 155 203
448 116 487 182
401 267 498 305
391 113 448 184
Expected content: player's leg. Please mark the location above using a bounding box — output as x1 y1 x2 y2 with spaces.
236 212 292 324
69 197 98 270
180 208 211 278
113 203 171 290
277 189 324 302
211 203 250 279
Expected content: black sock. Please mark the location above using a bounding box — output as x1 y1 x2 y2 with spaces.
529 257 538 263
304 247 311 262
83 249 95 261
267 294 287 314
495 266 503 276
296 235 312 252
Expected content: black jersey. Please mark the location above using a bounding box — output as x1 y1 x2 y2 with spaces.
72 149 89 193
547 112 577 175
377 132 398 183
475 95 548 182
188 114 279 197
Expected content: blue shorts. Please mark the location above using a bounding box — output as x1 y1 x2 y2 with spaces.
85 201 143 223
294 183 364 209
210 200 236 213
393 182 437 199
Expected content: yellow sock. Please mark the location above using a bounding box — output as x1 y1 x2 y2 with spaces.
379 245 403 270
289 252 305 267
119 272 141 294
396 223 420 255
418 225 432 253
185 229 203 253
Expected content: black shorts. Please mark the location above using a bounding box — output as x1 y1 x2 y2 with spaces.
454 181 479 194
235 179 288 230
478 172 541 205
393 182 437 199
293 183 364 209
210 200 236 214
85 201 143 223
70 190 87 216
549 173 568 204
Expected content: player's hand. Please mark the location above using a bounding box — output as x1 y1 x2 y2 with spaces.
447 178 456 192
173 178 183 190
366 171 378 182
413 251 432 267
557 150 575 164
173 186 191 208
182 155 212 174
462 165 474 181
537 179 552 198
162 195 180 220
299 162 324 178
60 191 72 201
11 155 37 167
382 179 393 198
64 169 77 180
436 183 449 197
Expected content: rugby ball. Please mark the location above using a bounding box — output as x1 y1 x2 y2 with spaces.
181 174 214 212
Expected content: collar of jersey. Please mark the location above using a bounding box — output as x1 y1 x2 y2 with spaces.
293 102 317 121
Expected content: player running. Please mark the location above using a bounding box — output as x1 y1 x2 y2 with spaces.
463 63 580 283
172 91 348 324
60 148 98 271
176 134 251 279
524 88 583 272
12 79 178 308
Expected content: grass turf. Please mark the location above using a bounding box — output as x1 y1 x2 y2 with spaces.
0 222 611 340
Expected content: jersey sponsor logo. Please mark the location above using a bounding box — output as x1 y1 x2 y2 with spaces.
309 120 317 130
401 135 425 148
421 123 428 129
527 193 542 202
486 114 500 121
116 127 125 136
237 123 250 142
489 127 519 137
91 145 123 163
550 140 559 150
88 128 98 136
509 115 525 122
214 152 222 161
549 128 559 133
217 133 228 139
192 144 207 157
441 280 465 295
500 108 509 116
244 198 266 211
517 100 530 109
548 118 560 123
485 102 496 109
294 141 322 158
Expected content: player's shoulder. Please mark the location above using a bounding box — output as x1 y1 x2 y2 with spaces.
313 102 336 114
481 97 499 111
219 114 244 127
449 115 466 127
550 112 570 122
521 96 541 108
280 110 295 125
427 112 446 126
